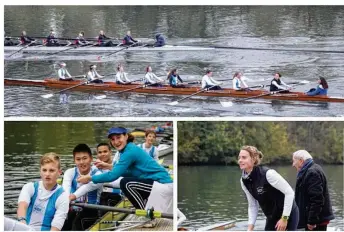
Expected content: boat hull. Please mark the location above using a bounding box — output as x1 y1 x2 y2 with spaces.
4 78 344 103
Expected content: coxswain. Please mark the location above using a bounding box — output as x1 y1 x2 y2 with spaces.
13 153 69 231
239 145 299 231
306 77 328 96
46 30 59 46
201 70 222 90
137 130 159 162
232 72 249 91
123 31 138 46
167 68 186 88
58 62 73 81
115 64 131 85
154 33 166 47
20 31 35 45
62 144 103 230
144 66 164 87
74 31 89 46
93 143 123 209
98 30 114 47
270 73 291 93
86 65 104 84
77 127 173 214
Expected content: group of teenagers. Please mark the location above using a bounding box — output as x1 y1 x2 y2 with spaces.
57 62 329 96
237 145 334 231
4 127 173 231
5 30 166 47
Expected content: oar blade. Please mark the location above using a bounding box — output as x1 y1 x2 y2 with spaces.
167 101 179 106
220 101 234 107
41 93 54 99
94 95 107 100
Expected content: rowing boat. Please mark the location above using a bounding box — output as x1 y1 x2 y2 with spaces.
5 78 344 103
4 45 214 53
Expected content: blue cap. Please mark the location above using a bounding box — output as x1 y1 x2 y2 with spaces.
107 127 128 138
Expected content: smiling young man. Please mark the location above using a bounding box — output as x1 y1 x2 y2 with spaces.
61 144 103 231
7 153 69 231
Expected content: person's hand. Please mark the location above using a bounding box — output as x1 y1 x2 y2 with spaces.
275 219 287 231
69 194 76 201
77 175 91 184
307 224 317 230
94 159 108 169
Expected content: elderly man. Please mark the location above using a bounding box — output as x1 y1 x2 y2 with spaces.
292 150 334 231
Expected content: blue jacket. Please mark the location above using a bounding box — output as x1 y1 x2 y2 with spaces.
155 34 165 47
92 142 172 184
306 85 327 96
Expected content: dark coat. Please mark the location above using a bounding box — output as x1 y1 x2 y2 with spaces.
295 162 334 228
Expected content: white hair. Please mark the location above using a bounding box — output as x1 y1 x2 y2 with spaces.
293 150 313 161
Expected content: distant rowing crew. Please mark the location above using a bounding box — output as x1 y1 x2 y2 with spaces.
58 62 328 96
4 128 173 231
5 30 166 47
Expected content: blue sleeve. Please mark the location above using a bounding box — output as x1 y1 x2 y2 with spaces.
307 87 320 96
92 151 134 183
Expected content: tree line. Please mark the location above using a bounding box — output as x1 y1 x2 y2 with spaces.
178 122 344 165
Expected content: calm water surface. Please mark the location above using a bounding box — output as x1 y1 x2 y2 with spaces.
178 165 344 231
4 6 344 117
4 121 173 212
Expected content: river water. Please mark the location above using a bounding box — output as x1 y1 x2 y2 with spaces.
178 165 344 231
4 6 344 117
4 121 173 212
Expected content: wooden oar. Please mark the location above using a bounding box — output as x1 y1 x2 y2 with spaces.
41 77 102 99
220 82 307 107
98 42 138 60
72 203 173 219
7 41 35 57
167 84 221 106
47 44 76 55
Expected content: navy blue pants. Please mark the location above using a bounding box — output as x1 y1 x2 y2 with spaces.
120 177 154 209
265 206 299 231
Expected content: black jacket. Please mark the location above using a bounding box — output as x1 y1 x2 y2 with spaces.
295 162 334 228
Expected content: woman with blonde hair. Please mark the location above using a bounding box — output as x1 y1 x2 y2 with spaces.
238 145 299 231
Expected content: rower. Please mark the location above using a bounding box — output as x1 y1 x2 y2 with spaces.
137 130 159 162
62 144 103 231
20 31 35 45
167 68 186 88
115 64 131 85
154 33 166 47
58 62 73 81
77 127 173 214
232 72 249 91
98 30 114 47
94 143 123 209
270 73 291 93
74 31 89 46
123 31 139 46
144 66 164 87
15 153 69 231
87 65 104 84
46 30 60 46
306 77 328 96
202 70 222 90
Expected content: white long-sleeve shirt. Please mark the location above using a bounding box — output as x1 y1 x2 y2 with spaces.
201 75 221 89
240 169 295 226
271 79 290 91
144 72 163 84
58 68 72 80
232 77 248 90
177 208 187 226
18 181 69 231
116 71 131 83
138 143 159 161
87 70 103 81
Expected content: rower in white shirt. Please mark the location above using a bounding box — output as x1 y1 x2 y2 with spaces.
58 62 73 81
232 72 249 91
86 65 104 84
115 64 131 85
144 66 163 87
9 153 69 231
201 70 222 90
137 130 159 162
62 144 103 231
